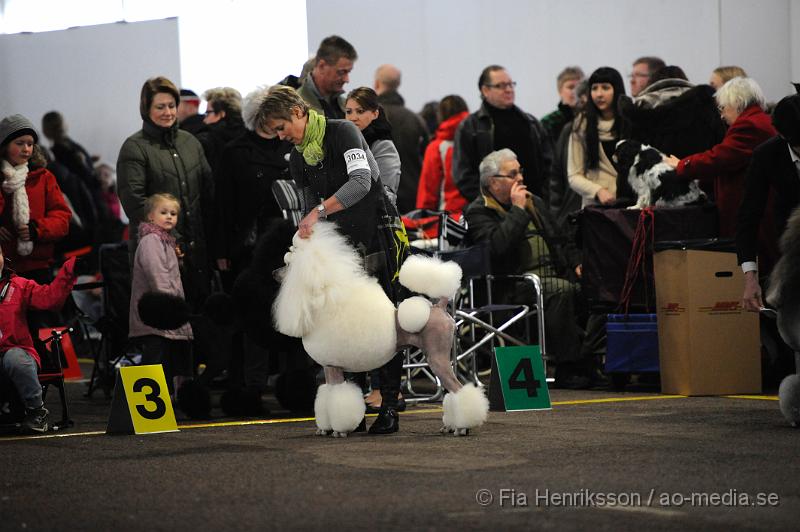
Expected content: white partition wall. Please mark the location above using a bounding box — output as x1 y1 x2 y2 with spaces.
0 18 181 167
307 0 800 117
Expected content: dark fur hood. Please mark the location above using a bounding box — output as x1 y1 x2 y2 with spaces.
619 83 716 121
619 84 726 158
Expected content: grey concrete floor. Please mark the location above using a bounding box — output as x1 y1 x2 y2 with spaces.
0 371 797 532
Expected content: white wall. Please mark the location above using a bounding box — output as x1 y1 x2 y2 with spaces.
307 0 798 118
719 0 793 100
792 0 800 83
0 18 181 167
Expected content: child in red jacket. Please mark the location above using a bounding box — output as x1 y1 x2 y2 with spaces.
0 114 71 283
0 248 77 433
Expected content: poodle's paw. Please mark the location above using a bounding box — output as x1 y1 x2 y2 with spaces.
453 428 470 437
331 431 349 438
442 383 489 432
316 429 332 436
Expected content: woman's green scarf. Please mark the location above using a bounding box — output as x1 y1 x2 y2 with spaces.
296 108 326 166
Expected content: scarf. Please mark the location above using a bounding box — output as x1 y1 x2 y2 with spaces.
362 107 393 145
138 221 177 247
1 160 33 256
296 108 326 166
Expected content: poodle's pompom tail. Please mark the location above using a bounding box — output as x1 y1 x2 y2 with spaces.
318 381 366 434
397 296 432 333
399 255 462 299
442 383 489 430
779 374 800 427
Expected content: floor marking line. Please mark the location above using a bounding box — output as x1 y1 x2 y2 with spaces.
551 395 685 406
723 394 779 401
0 393 779 442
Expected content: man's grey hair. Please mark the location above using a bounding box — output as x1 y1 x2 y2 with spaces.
479 148 518 191
715 76 767 113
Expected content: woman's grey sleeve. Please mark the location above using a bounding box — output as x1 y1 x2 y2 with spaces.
331 122 380 209
370 139 401 195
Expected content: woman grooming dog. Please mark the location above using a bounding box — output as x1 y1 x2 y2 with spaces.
256 86 408 434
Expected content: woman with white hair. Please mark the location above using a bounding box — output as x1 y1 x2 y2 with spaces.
664 77 776 238
212 86 291 276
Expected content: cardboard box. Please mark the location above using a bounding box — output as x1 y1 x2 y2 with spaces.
654 249 761 395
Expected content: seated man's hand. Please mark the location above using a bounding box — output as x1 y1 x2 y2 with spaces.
510 181 529 208
575 264 582 279
742 270 763 312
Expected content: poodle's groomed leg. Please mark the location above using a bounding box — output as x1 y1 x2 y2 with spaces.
324 366 345 385
315 366 344 435
421 302 462 395
421 301 489 436
315 366 365 437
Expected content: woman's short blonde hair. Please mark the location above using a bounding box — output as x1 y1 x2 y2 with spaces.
255 85 309 132
712 66 748 85
715 77 766 113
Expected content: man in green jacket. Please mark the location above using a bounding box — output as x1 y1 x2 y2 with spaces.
297 35 357 119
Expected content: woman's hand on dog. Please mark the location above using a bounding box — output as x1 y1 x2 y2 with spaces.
663 155 680 169
298 209 320 239
742 270 764 312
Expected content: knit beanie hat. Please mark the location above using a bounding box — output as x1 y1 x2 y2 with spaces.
0 114 39 147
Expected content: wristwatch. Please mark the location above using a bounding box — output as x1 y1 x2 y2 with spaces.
317 203 327 220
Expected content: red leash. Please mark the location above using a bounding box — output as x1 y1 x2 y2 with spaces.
618 207 655 315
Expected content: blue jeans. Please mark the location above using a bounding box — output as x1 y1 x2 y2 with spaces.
1 348 43 409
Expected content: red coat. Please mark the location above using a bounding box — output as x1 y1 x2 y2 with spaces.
0 167 71 272
676 104 776 237
0 257 77 366
416 111 469 217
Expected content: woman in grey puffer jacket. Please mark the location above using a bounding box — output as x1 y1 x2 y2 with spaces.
118 76 214 306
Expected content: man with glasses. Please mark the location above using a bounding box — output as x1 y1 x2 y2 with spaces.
465 149 605 389
453 65 553 203
629 56 665 97
298 35 357 119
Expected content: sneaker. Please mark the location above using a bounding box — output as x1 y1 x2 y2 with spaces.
21 407 49 434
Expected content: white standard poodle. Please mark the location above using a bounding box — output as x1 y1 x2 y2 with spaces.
274 222 488 437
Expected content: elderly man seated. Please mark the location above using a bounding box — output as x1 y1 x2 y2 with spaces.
464 149 604 389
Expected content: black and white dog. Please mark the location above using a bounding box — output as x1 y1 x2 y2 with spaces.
614 139 706 209
767 206 800 426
